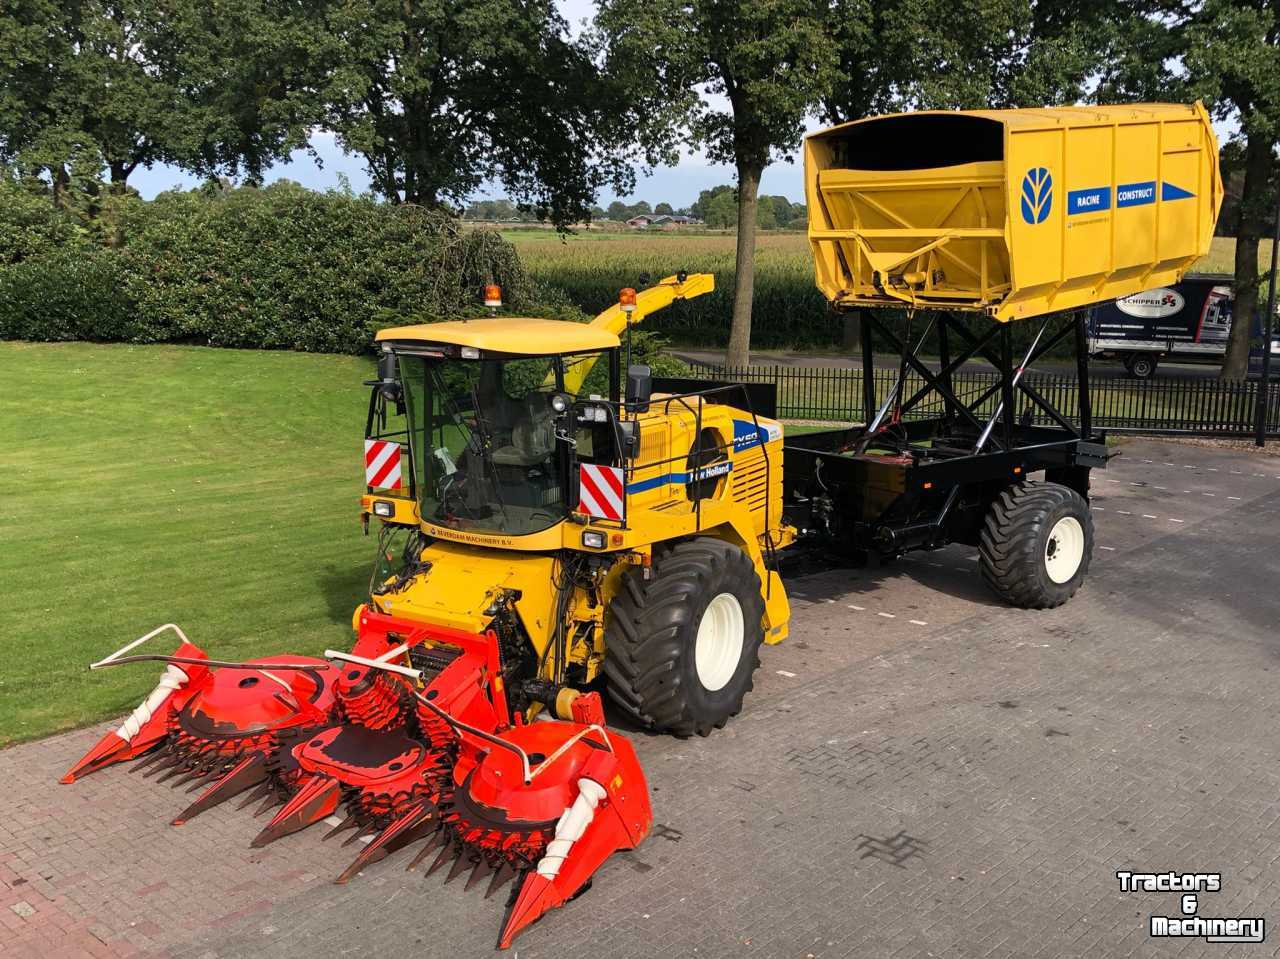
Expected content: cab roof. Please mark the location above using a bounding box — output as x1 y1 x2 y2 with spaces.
376 317 620 355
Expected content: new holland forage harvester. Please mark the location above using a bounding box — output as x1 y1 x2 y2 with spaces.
63 103 1220 949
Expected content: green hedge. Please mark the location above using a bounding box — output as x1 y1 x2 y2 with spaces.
0 182 535 353
0 178 89 265
0 248 136 341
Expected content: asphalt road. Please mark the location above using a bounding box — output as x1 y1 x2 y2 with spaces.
4 438 1280 959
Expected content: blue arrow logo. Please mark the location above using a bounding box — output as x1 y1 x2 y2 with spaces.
1021 167 1053 225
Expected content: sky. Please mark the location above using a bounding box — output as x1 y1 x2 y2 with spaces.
129 129 810 208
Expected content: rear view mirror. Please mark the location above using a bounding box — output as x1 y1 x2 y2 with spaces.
626 364 652 413
367 348 403 415
619 420 642 459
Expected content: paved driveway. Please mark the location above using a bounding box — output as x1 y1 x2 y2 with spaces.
3 438 1280 959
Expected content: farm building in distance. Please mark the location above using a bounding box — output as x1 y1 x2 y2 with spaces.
625 214 701 229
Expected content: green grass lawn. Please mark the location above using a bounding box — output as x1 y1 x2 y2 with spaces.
0 342 379 745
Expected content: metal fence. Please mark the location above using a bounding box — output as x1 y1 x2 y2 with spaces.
692 364 1280 437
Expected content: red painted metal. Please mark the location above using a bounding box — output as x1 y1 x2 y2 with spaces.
60 641 211 783
61 611 654 949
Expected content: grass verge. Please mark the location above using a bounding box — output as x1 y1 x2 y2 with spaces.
0 342 377 745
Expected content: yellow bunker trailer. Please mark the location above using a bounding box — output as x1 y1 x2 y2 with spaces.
805 102 1223 321
782 103 1222 607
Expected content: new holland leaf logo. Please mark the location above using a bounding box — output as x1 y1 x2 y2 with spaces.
1021 167 1053 225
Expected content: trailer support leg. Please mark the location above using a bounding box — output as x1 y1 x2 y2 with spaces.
1000 325 1015 449
1073 311 1093 439
937 316 955 426
860 310 875 426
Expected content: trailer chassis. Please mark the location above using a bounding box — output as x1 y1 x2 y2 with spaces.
783 308 1109 562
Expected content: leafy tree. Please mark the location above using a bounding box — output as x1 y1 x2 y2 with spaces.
595 0 837 364
758 194 797 229
756 195 778 231
690 184 735 222
654 201 674 215
1182 0 1280 378
1100 0 1280 377
0 0 325 198
322 0 648 227
823 0 1115 123
606 200 630 220
703 190 738 229
464 198 521 221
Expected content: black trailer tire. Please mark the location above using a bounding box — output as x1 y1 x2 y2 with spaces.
978 482 1093 609
603 537 765 737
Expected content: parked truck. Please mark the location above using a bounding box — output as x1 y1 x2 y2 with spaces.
1089 274 1279 378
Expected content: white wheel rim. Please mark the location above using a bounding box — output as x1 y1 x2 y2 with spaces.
694 592 745 692
1044 516 1085 584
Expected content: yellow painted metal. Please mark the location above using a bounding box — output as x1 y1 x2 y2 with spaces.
562 272 715 394
806 102 1223 321
359 493 419 527
369 540 559 653
377 316 620 354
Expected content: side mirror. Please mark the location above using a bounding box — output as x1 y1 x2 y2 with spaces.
368 349 403 414
626 364 652 413
378 349 398 383
619 420 642 460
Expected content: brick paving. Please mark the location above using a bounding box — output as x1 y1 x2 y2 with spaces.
4 437 1280 958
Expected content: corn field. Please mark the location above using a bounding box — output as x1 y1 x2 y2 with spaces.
510 230 1249 352
511 231 833 348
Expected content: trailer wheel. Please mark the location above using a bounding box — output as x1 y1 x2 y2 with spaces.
603 537 765 737
1125 354 1158 379
978 482 1094 609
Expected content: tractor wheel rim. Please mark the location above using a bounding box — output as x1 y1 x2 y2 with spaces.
695 592 745 692
1044 516 1085 584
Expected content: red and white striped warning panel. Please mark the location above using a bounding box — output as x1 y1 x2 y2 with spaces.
364 439 402 489
578 464 625 520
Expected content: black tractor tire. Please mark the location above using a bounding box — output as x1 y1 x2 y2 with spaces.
603 537 765 737
978 482 1094 609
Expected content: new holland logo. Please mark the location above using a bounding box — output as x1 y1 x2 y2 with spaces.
1021 167 1053 225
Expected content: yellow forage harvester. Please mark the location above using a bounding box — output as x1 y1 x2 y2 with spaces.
63 271 794 948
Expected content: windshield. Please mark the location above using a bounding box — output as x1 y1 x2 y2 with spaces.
399 354 567 536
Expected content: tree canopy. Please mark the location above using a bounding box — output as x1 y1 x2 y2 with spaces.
0 0 323 196
595 0 837 363
320 0 657 225
1092 0 1280 376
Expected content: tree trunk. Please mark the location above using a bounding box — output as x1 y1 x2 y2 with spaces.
1222 133 1273 379
51 165 70 210
108 161 129 195
727 162 761 367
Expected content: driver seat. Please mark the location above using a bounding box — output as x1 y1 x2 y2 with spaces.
492 393 555 467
